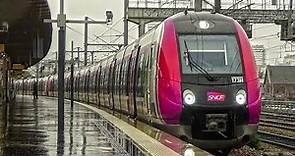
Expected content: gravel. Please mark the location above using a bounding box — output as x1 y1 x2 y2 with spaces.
229 146 261 156
228 144 295 156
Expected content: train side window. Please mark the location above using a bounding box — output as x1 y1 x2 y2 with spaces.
104 67 108 94
117 60 122 95
80 74 83 93
86 72 89 94
98 66 102 95
126 56 132 95
121 60 125 96
137 51 145 97
118 59 123 96
78 75 81 92
100 67 104 95
114 59 117 95
94 68 98 95
103 67 107 94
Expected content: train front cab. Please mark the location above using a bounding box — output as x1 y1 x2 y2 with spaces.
156 12 261 151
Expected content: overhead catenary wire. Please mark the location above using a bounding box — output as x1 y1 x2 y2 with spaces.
66 25 118 51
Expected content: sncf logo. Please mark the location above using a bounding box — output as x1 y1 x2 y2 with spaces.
207 92 226 102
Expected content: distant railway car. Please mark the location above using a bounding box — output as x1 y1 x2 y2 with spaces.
16 12 262 153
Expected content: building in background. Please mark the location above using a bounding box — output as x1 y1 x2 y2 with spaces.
264 65 295 100
252 45 266 79
284 54 295 65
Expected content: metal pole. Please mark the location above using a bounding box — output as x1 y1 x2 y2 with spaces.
55 51 58 73
195 0 202 12
77 47 80 67
124 0 129 46
71 41 74 108
91 51 94 64
36 63 39 99
22 77 24 96
215 0 221 13
288 0 293 38
5 65 8 102
57 28 65 155
60 0 64 14
84 16 88 66
57 0 65 155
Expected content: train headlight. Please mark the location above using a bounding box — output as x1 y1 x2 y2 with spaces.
184 147 195 156
236 89 247 105
183 89 196 105
199 20 210 29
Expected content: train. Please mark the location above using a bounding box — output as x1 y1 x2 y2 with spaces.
15 11 262 153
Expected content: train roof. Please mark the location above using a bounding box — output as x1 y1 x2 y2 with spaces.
169 11 237 34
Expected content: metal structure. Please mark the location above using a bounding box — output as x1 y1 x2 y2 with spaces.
57 1 66 155
44 14 113 66
44 10 113 152
125 0 295 37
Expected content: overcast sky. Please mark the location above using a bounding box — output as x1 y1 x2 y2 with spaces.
45 0 292 65
46 0 138 62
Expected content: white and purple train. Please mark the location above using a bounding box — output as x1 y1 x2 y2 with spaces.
16 12 262 153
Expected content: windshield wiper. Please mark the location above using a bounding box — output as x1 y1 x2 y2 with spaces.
184 40 216 81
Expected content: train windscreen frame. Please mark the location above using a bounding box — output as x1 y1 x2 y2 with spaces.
178 34 243 75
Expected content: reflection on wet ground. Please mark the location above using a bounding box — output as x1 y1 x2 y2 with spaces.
0 96 113 156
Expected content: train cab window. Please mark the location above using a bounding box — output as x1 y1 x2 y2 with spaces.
178 35 242 74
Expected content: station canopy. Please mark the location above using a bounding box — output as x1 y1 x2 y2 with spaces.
0 0 52 68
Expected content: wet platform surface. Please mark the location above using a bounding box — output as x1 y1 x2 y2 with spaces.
0 96 113 156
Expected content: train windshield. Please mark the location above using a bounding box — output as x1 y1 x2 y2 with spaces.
179 34 243 74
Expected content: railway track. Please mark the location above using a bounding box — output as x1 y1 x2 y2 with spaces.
258 131 295 150
262 100 295 115
259 119 295 131
261 112 295 122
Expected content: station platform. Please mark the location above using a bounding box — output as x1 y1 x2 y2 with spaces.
0 96 113 155
0 96 210 156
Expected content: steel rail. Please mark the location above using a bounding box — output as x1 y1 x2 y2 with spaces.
258 131 295 150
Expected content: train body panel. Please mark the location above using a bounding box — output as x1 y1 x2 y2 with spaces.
234 21 261 124
157 19 183 124
16 12 261 152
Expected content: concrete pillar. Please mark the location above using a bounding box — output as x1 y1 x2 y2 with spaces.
138 21 146 37
195 0 202 12
215 0 221 13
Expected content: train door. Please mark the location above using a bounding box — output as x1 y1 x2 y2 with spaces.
51 77 54 96
78 73 81 101
82 72 86 101
97 65 102 107
86 71 90 103
74 75 77 99
65 75 69 99
94 66 99 105
104 59 112 108
102 64 108 107
100 65 105 107
135 51 145 117
121 57 129 113
128 46 141 118
109 58 117 110
148 25 162 120
114 59 122 111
